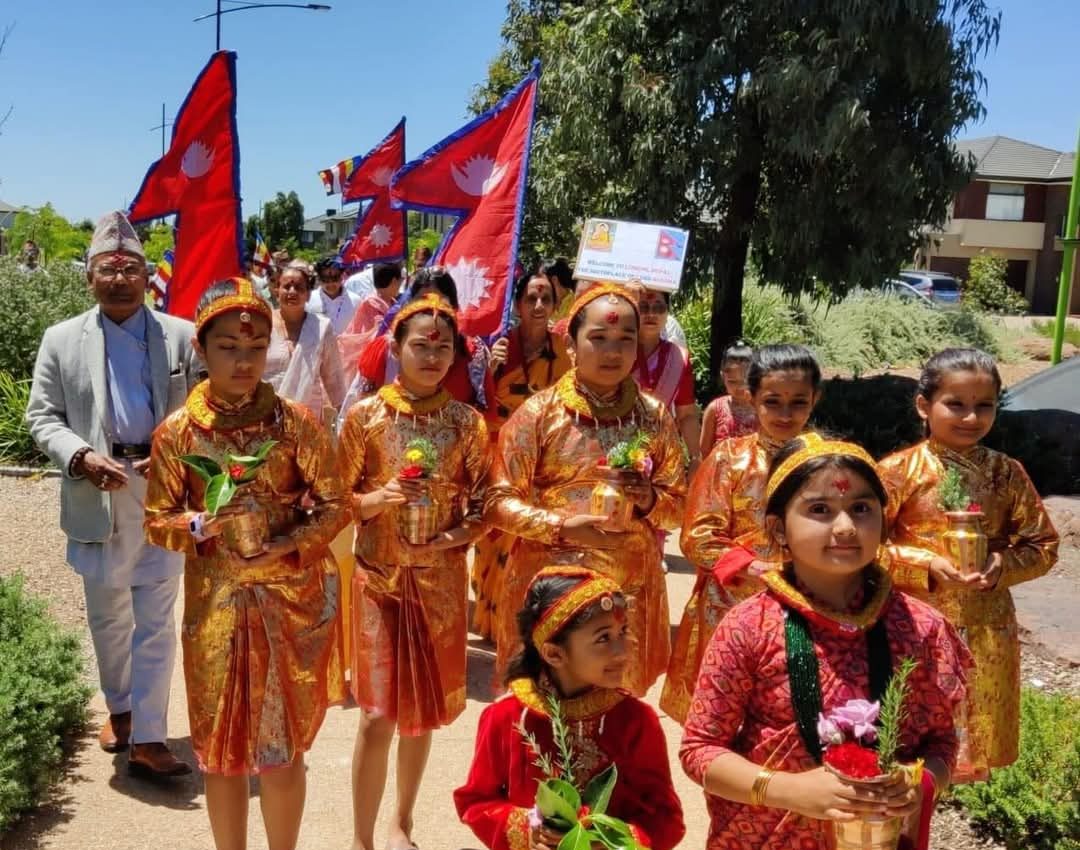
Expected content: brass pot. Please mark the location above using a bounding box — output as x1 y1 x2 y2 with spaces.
222 508 269 559
825 765 904 850
399 480 437 545
590 468 640 533
943 511 988 576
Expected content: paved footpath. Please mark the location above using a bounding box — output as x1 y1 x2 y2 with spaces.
4 524 1078 850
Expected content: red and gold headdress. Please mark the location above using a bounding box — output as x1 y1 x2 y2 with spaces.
565 282 640 328
765 433 878 502
195 277 272 336
530 566 623 650
390 292 458 337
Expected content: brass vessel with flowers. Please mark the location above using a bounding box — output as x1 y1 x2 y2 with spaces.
399 438 439 545
180 440 277 558
591 432 652 533
938 465 988 575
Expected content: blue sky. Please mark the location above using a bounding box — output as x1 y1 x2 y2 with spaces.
0 0 1077 224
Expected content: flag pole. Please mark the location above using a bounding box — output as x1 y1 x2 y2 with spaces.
1051 125 1080 365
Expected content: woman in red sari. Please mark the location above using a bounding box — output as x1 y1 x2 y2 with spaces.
455 566 685 850
680 434 971 850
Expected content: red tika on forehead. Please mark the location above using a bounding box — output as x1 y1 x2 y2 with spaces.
832 476 852 494
605 310 620 324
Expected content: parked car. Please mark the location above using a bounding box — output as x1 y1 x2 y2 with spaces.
897 270 962 306
883 278 936 307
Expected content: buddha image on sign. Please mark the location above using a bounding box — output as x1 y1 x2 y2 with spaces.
584 220 615 251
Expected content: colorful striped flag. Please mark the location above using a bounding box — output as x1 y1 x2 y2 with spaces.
150 249 173 310
319 155 362 196
252 231 273 275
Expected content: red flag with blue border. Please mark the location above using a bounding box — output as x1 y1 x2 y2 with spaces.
128 51 244 319
390 63 540 337
337 118 407 268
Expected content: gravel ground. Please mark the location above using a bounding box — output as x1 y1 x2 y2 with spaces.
1 474 1076 850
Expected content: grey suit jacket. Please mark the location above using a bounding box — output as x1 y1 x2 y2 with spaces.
26 306 198 543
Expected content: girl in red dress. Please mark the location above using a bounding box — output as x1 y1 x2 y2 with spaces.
699 340 757 458
680 434 971 850
455 566 685 850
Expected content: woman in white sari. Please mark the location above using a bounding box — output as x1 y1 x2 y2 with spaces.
264 260 348 429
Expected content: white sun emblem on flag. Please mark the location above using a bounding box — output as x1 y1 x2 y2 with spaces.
371 166 395 187
368 223 392 249
181 140 215 179
444 256 494 311
450 155 507 197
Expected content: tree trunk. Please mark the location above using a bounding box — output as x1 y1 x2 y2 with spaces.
709 151 762 390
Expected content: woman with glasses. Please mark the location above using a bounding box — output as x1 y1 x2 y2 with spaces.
634 288 702 474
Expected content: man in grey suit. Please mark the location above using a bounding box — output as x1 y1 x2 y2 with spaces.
27 211 195 778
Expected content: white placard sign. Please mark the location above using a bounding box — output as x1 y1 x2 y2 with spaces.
573 218 690 292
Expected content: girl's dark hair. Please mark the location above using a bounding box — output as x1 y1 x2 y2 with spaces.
917 347 1002 401
721 340 754 368
747 344 822 396
504 574 628 685
196 278 271 346
567 291 640 340
764 435 887 520
407 266 460 310
541 257 575 294
372 262 402 290
513 271 556 304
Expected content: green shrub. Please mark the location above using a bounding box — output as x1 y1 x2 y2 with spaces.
0 372 47 465
1031 319 1080 349
954 689 1080 850
0 575 91 831
963 253 1030 315
0 257 93 380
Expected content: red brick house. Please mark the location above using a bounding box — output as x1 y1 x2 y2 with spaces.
918 136 1077 315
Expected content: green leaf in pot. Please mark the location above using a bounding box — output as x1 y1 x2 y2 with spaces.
203 473 237 516
581 764 617 815
254 439 278 461
537 778 581 827
588 814 643 849
179 455 223 483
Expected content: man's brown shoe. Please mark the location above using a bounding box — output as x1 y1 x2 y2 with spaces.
99 712 131 753
128 742 192 778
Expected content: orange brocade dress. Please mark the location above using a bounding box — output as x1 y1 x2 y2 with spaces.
879 439 1059 780
484 370 687 696
144 381 348 776
661 432 784 724
338 384 490 735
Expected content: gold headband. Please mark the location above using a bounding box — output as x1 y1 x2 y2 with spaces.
195 277 272 335
390 292 458 336
566 282 640 327
530 566 623 650
765 433 878 502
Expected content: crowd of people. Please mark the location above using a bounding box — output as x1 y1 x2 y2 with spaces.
25 210 1060 850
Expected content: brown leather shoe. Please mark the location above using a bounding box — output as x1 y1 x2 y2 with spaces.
128 742 192 778
99 712 131 753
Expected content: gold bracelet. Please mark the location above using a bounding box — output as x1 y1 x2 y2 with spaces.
750 768 775 807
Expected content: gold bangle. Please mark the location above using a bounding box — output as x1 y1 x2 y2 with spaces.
750 768 775 807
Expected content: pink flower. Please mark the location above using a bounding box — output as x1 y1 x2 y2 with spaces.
527 807 543 830
828 698 880 742
817 713 844 746
967 501 983 513
635 456 654 477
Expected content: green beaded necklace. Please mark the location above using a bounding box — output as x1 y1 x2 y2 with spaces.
782 569 894 763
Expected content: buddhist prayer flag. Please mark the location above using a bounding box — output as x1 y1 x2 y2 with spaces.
128 51 244 319
253 230 273 274
319 155 361 196
150 249 173 310
390 63 540 337
337 118 407 269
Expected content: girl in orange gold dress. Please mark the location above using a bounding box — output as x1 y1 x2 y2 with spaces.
338 293 491 850
144 278 348 850
879 348 1058 782
485 283 687 697
662 344 821 723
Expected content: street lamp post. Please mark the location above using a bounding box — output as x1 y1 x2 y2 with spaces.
194 1 332 51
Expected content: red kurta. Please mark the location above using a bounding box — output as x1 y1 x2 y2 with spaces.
680 566 971 850
455 678 686 850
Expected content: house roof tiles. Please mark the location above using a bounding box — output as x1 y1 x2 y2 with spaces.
957 136 1076 183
